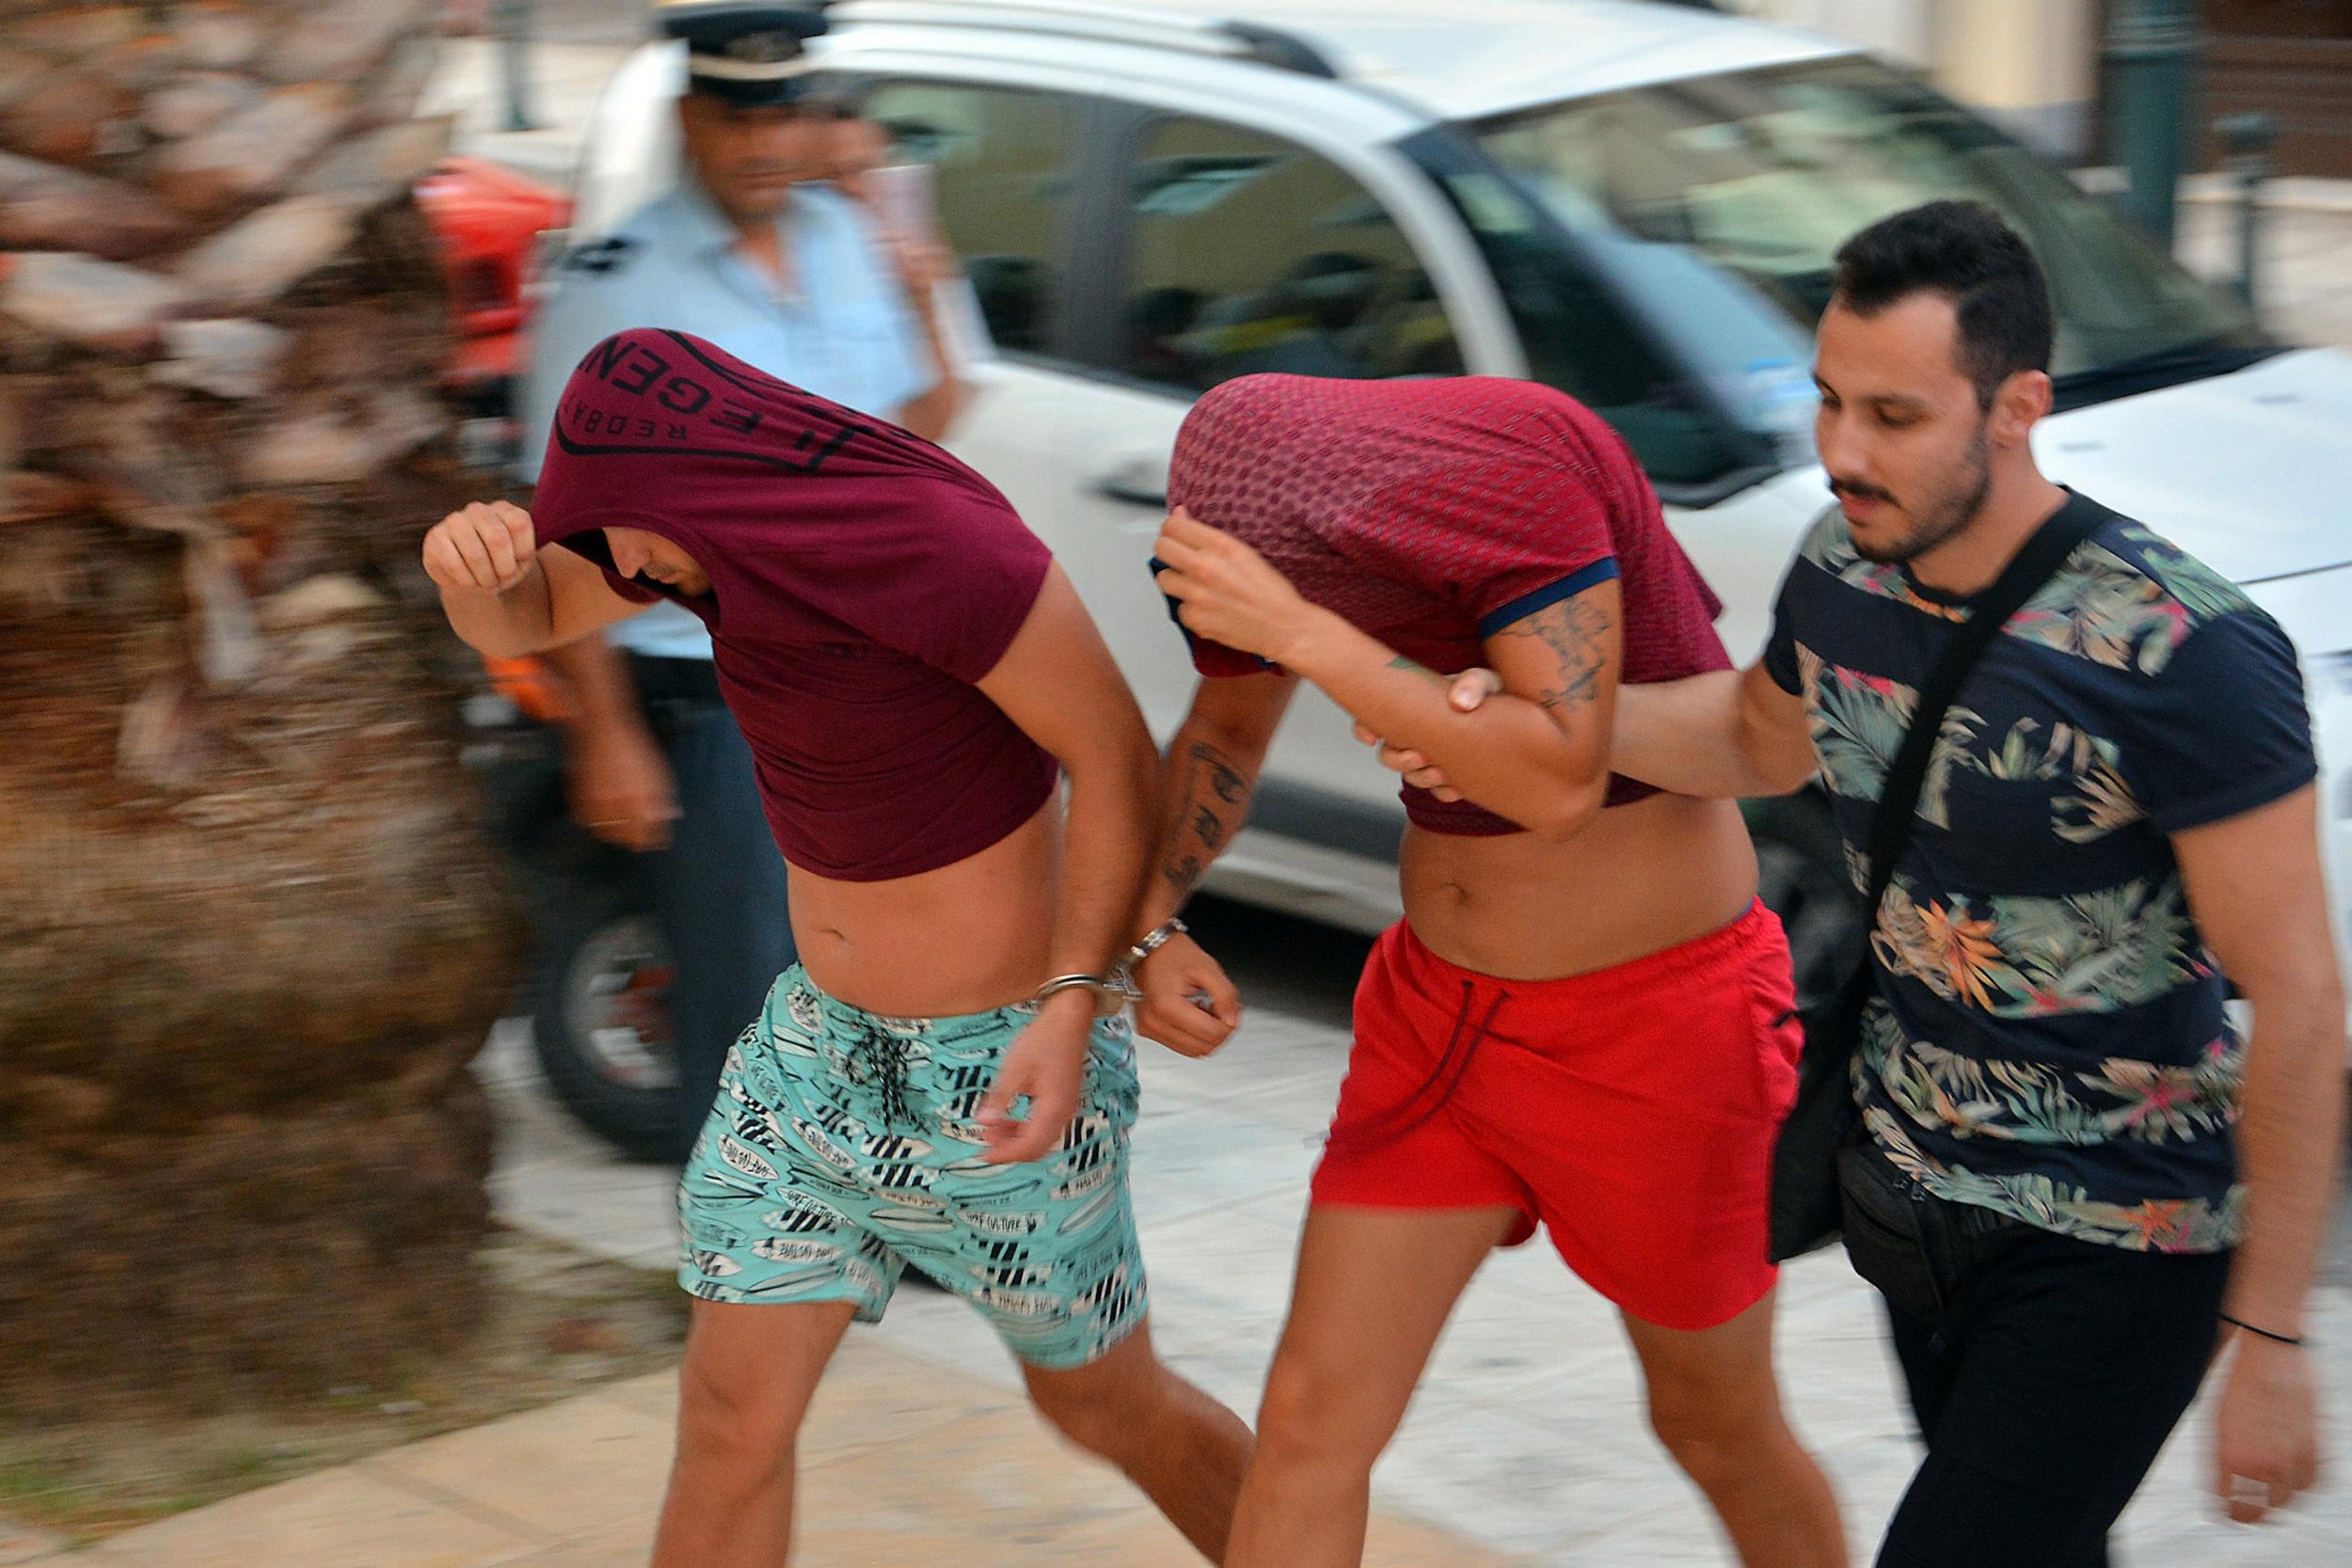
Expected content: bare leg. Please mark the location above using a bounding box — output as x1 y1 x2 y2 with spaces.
1021 1318 1255 1562
648 1297 858 1568
1227 1204 1523 1568
1622 1291 1848 1568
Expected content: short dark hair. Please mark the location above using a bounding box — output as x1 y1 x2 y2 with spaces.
1832 201 2053 407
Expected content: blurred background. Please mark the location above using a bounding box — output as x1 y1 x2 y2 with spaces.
2 3 2347 1565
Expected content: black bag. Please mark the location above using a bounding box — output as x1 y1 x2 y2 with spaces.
1767 501 2104 1261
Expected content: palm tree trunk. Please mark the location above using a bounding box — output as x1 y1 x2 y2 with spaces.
0 0 521 1408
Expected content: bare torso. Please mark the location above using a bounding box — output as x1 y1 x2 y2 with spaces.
787 784 1755 1008
785 801 1061 1016
1401 792 1757 980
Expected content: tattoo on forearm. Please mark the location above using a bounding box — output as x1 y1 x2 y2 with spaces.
1199 743 1246 804
1158 741 1251 898
1388 655 1444 686
1493 595 1614 712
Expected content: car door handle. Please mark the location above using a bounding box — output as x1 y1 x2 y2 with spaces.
1095 477 1168 508
1091 458 1168 510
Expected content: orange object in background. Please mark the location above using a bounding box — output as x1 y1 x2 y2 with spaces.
414 155 570 397
484 654 574 726
416 156 573 718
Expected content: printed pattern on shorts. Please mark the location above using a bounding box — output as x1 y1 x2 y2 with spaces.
676 968 1148 1369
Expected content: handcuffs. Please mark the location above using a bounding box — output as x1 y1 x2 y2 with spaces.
1032 918 1190 1018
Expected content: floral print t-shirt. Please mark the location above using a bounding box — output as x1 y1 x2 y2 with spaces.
1763 491 2314 1253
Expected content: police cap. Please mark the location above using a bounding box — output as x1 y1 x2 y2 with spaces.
654 2 828 107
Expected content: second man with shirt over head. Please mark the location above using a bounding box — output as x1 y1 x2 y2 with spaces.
1132 372 1847 1568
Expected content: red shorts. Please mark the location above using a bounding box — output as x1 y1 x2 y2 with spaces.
1311 899 1803 1332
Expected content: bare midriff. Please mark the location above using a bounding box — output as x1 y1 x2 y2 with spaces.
1401 792 1758 981
786 801 1062 1018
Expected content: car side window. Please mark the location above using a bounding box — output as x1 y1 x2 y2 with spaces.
1111 116 1464 392
862 81 1079 356
1430 166 1755 492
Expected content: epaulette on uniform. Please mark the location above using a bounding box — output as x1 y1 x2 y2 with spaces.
564 236 639 276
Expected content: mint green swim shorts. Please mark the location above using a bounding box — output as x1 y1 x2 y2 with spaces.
676 967 1147 1370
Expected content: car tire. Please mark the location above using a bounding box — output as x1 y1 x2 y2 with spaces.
527 870 682 1164
1745 789 1867 1013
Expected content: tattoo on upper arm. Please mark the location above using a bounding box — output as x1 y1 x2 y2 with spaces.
1159 740 1250 896
1493 594 1615 713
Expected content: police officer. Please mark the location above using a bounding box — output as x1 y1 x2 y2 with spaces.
516 0 965 1161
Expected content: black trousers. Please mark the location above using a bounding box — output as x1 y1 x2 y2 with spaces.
628 655 799 1160
1838 1146 2233 1568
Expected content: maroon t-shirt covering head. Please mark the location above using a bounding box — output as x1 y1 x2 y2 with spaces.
1166 373 1732 833
532 328 1057 883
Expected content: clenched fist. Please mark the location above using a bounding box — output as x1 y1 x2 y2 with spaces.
1131 930 1241 1059
423 501 539 595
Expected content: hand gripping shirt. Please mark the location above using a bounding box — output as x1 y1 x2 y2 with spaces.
1165 373 1731 832
1762 491 2317 1252
531 328 1057 881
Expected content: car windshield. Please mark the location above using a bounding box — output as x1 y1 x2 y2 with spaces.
1470 55 2264 385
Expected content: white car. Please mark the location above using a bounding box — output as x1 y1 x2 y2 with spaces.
566 0 2352 1001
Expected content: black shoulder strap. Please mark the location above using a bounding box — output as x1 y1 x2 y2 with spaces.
1857 499 2106 915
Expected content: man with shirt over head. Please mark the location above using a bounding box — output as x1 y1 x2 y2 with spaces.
516 0 966 1159
430 328 1251 1565
1130 371 1847 1568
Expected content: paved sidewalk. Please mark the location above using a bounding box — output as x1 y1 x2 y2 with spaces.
46 1343 1502 1568
2179 183 2352 353
476 1000 2352 1568
422 36 633 186
34 982 2351 1567
46 911 2339 1568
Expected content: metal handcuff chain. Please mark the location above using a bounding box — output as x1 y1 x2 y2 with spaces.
1030 917 1191 1018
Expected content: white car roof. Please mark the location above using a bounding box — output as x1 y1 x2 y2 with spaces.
823 0 1855 121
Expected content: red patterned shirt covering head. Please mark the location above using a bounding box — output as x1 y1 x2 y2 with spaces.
532 327 1057 882
1164 373 1732 832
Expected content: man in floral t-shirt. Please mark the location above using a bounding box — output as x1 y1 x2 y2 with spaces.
1389 203 2344 1567
1766 484 2311 1257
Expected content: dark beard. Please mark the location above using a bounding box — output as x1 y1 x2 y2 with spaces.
1851 428 1993 566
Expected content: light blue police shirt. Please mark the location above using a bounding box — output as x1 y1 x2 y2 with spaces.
516 178 932 660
